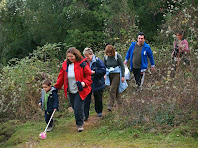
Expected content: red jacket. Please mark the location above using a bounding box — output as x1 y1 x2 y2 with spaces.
54 59 92 100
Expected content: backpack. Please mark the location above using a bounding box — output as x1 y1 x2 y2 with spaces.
104 52 118 61
80 61 87 69
81 57 100 68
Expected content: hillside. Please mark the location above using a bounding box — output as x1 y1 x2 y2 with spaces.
1 108 197 148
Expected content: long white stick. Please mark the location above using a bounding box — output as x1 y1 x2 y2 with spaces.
44 110 56 133
140 71 146 88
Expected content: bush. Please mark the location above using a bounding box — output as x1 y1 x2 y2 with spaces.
0 43 67 120
118 47 198 132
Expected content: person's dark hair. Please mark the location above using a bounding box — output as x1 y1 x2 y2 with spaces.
105 45 115 56
43 79 51 86
177 30 183 35
66 47 83 64
137 32 145 39
176 30 185 40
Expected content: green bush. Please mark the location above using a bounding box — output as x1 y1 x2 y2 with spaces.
0 43 67 120
116 47 198 132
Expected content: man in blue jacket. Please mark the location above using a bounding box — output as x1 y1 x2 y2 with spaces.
124 32 155 91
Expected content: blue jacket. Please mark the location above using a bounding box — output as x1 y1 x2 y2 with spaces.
90 55 106 92
39 86 59 112
105 66 128 93
125 42 155 72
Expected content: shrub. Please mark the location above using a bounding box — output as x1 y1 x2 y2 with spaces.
118 47 198 132
0 43 67 120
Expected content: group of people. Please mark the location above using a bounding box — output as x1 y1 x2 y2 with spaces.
39 31 189 132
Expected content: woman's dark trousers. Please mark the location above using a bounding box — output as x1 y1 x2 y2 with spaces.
68 92 84 126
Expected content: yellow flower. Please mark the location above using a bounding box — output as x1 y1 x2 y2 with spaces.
182 19 188 24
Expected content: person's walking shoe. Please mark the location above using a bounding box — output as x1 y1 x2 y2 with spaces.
84 117 88 121
136 86 142 92
78 126 84 132
97 113 102 117
47 126 53 132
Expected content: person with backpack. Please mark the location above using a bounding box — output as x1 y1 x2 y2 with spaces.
54 47 92 132
104 45 127 111
124 32 155 91
83 48 106 120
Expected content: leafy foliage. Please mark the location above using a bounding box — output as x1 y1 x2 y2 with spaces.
0 43 67 119
0 0 107 65
108 41 198 133
0 0 197 137
154 0 198 51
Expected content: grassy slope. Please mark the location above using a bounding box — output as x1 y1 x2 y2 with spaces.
1 50 197 147
0 110 197 148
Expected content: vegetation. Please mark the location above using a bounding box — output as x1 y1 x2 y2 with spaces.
0 0 197 147
0 114 197 147
2 0 197 65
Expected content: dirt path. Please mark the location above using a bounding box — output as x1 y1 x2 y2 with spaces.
69 113 105 132
68 106 115 132
18 110 116 148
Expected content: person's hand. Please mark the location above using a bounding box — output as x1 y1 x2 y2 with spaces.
76 81 84 91
81 82 85 87
151 67 155 71
54 109 57 111
124 60 127 65
91 70 95 74
104 75 107 80
39 102 41 106
121 77 125 82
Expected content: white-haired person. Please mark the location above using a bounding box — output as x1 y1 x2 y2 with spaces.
83 48 106 120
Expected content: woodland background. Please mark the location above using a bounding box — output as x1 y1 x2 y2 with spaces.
0 0 198 147
0 0 197 66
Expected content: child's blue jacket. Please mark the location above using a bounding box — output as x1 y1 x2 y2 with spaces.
39 86 59 112
125 42 155 72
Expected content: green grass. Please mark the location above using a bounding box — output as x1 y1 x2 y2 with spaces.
0 112 197 148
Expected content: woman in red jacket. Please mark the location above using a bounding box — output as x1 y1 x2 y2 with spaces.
54 47 92 132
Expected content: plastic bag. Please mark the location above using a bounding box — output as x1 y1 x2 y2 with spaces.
125 65 131 80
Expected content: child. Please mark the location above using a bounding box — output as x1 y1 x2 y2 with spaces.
39 80 59 132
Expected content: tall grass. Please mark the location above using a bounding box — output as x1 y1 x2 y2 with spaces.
0 42 197 137
0 43 67 120
116 47 198 134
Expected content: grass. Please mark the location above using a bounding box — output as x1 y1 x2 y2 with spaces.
0 52 197 148
0 110 197 148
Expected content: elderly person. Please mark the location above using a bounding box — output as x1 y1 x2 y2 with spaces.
83 48 106 120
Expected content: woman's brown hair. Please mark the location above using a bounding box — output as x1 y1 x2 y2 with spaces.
105 45 115 56
66 47 83 64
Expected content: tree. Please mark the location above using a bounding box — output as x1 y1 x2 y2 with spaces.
102 0 136 44
0 0 138 65
131 0 165 41
62 0 107 50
